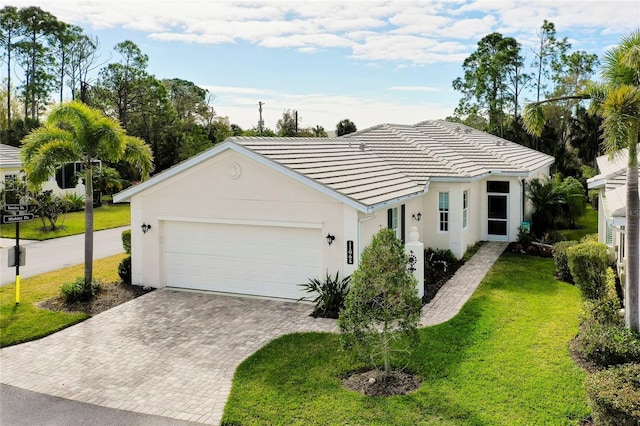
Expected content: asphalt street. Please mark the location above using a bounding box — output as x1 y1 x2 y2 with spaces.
0 384 203 426
0 226 128 285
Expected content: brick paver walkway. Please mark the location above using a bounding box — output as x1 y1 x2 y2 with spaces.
0 242 505 425
420 241 507 326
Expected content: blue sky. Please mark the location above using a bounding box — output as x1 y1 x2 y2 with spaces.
7 0 640 132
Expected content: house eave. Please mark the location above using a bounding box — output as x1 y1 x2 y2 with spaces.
113 141 373 213
365 180 430 213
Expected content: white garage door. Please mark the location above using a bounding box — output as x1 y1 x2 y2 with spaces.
163 221 322 299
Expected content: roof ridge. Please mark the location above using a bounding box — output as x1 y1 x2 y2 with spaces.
384 124 470 177
425 121 533 171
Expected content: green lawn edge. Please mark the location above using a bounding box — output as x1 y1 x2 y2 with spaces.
0 203 130 241
0 253 126 347
222 253 589 425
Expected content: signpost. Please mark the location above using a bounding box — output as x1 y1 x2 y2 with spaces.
2 205 32 304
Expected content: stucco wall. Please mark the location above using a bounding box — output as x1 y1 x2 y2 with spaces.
129 150 353 287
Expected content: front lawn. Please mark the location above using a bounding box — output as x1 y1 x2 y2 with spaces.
222 253 589 425
0 203 130 240
0 253 126 347
560 204 598 241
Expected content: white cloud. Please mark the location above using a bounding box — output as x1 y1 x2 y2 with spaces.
8 0 640 65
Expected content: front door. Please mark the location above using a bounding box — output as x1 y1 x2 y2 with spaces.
487 181 509 241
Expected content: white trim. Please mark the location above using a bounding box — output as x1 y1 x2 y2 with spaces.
114 141 374 213
157 216 323 229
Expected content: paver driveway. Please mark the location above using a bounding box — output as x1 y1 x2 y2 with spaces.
0 290 337 424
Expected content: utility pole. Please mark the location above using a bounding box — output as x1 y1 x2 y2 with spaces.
258 101 264 136
294 110 298 135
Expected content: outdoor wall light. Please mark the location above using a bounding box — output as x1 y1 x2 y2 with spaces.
412 212 422 221
141 222 152 234
326 233 335 245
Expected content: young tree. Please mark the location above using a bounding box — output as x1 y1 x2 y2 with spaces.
339 228 422 379
21 101 153 292
524 30 640 332
336 118 357 136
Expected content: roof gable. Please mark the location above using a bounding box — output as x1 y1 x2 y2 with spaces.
113 120 554 209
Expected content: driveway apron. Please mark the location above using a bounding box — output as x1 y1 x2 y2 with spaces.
0 290 337 425
0 242 506 425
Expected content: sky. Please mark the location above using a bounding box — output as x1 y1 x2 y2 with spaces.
5 0 640 133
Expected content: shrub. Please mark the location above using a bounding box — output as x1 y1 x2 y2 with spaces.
567 241 609 300
299 271 350 318
575 319 640 367
553 240 578 283
122 229 131 254
586 363 640 426
574 269 640 367
339 228 422 379
60 277 101 303
62 192 84 212
118 256 132 285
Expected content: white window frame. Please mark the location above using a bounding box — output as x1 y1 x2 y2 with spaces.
389 206 400 239
463 190 469 229
439 192 449 232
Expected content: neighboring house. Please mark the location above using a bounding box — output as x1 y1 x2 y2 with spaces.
0 143 86 199
113 120 553 300
587 149 635 283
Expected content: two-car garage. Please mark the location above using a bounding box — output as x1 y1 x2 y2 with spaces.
162 220 322 299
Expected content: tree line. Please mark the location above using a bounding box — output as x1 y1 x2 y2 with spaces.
0 5 358 181
450 20 603 180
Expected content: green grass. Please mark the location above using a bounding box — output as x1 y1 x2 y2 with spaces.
222 253 589 425
0 203 130 240
560 205 598 241
0 254 126 347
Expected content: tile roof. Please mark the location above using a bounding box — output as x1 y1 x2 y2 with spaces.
114 120 554 211
232 137 424 207
345 120 553 183
0 144 22 169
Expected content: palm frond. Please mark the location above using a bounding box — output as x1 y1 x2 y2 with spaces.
601 85 640 155
123 136 154 180
522 103 546 137
21 133 80 187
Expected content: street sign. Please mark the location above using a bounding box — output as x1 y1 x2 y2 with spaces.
4 204 28 212
2 213 35 224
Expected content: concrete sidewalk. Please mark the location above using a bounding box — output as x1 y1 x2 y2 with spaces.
0 226 129 285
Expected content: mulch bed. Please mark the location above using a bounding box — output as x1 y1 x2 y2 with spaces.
342 368 422 396
38 282 153 315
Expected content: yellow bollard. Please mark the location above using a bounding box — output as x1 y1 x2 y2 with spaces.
15 275 21 304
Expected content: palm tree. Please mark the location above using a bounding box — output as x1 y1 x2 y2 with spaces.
526 177 566 236
21 101 153 292
524 30 640 332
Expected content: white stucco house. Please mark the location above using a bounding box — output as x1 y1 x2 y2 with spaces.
0 143 87 199
113 120 553 300
587 149 636 284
